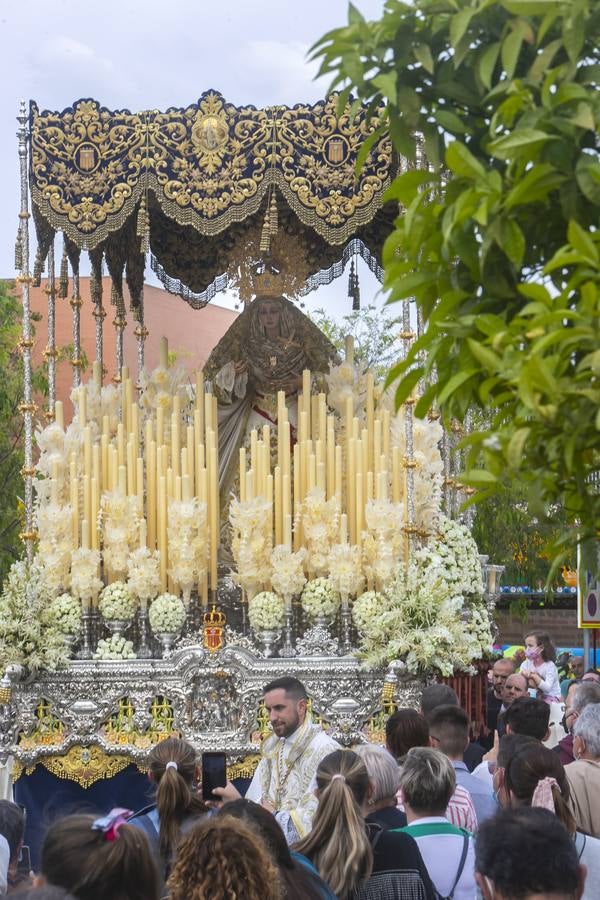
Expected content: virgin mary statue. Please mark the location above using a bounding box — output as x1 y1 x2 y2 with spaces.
203 269 339 500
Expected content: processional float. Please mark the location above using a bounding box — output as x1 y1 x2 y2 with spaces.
3 93 501 789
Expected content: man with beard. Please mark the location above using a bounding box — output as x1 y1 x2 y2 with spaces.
484 658 516 749
213 677 338 842
496 673 528 738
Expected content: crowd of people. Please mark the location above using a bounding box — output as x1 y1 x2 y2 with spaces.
1 633 599 899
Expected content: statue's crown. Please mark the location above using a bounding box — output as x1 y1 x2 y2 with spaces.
203 604 226 627
252 265 287 299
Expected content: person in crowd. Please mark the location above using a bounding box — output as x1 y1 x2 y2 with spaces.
556 681 600 764
520 630 561 704
582 668 600 684
561 655 585 697
129 737 208 888
0 800 26 894
353 743 407 830
420 684 484 772
213 677 338 842
295 748 437 900
390 702 478 833
427 705 497 824
474 807 587 900
472 697 550 787
493 733 599 900
36 811 160 900
396 747 476 900
566 702 600 838
496 673 529 738
385 708 430 762
168 816 282 900
485 658 515 745
217 799 334 900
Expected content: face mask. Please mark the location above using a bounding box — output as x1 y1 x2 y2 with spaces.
525 646 541 660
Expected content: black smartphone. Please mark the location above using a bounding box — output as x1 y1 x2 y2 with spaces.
202 751 227 801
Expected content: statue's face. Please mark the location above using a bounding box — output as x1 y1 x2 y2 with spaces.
257 299 281 334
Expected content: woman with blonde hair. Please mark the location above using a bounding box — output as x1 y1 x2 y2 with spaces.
129 737 208 888
295 749 436 900
168 815 282 900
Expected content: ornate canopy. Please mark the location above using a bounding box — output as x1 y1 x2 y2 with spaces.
29 91 395 313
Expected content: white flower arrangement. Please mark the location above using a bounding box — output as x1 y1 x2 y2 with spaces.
354 554 494 676
301 578 341 622
352 591 387 634
48 593 81 636
0 560 70 673
327 543 364 599
99 492 141 578
127 547 161 605
248 591 285 631
35 498 73 597
230 497 273 600
149 593 186 634
70 548 103 604
168 498 208 602
94 634 136 660
416 515 484 597
326 360 368 420
297 488 340 578
98 581 137 622
270 546 306 601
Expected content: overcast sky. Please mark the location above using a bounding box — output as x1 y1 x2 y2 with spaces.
1 0 387 319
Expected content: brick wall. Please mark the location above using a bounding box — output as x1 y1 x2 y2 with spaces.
495 607 584 648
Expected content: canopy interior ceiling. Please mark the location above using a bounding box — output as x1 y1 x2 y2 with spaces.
29 91 396 314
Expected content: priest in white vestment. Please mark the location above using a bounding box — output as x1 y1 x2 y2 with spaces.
214 676 339 842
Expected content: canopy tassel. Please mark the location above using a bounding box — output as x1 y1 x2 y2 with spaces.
348 258 360 311
59 241 69 299
269 191 279 236
136 195 150 255
259 205 271 254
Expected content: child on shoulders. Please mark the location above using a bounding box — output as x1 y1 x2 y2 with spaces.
520 631 561 704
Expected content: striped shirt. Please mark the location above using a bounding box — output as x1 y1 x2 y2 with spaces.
397 785 478 834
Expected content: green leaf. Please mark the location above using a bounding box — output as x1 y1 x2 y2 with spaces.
373 71 398 104
505 163 564 208
413 43 434 74
575 155 600 205
467 338 503 371
437 369 477 405
563 12 584 64
385 169 437 205
478 42 501 90
507 427 531 467
496 218 526 268
567 220 598 262
355 123 386 174
570 103 595 132
501 27 524 80
450 8 475 49
437 109 469 134
445 141 486 180
488 129 556 159
462 469 498 485
390 367 424 406
529 39 562 84
389 115 416 160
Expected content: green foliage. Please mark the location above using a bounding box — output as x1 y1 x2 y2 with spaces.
0 281 46 584
309 303 400 375
313 0 600 574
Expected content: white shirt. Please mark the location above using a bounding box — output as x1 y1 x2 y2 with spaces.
403 816 477 900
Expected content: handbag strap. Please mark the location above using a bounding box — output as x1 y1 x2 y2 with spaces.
447 835 470 899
